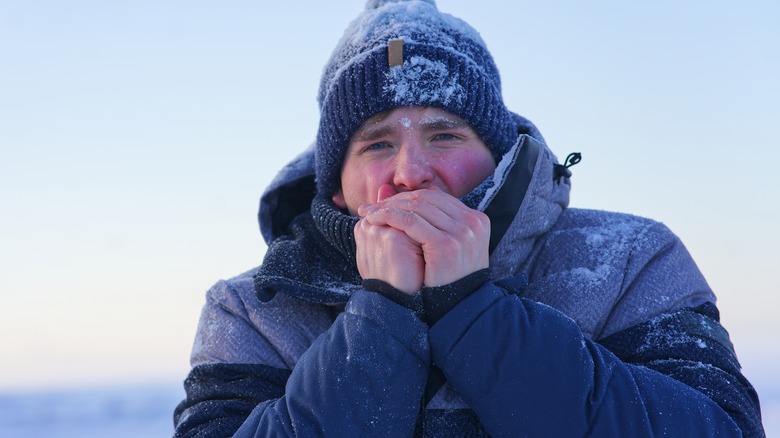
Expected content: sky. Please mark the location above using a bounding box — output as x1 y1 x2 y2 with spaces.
1 0 778 416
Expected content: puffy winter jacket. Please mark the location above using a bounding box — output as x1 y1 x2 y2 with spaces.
174 119 764 436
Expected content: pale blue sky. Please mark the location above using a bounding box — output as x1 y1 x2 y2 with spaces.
1 0 778 412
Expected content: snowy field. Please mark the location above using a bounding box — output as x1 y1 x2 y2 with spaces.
0 381 777 437
0 383 183 438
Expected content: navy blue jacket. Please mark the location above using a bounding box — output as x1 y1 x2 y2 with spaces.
174 133 764 436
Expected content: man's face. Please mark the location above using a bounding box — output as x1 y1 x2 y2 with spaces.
332 106 496 215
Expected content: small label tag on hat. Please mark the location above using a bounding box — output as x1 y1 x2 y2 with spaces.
388 38 404 67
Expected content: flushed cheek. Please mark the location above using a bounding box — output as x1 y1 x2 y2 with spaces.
347 163 392 205
437 152 495 197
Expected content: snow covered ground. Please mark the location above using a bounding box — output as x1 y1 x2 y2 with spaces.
0 382 183 438
0 381 777 437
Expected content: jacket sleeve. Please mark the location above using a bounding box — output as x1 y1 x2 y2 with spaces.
428 283 764 437
175 290 430 437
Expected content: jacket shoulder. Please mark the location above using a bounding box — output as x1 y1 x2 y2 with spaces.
524 208 713 339
540 208 681 272
554 207 661 231
191 266 337 369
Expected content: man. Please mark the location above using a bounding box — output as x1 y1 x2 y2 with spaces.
174 1 764 436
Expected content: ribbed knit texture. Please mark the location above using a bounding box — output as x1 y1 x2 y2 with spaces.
311 195 359 264
315 0 517 196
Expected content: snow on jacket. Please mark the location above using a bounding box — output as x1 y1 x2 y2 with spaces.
173 118 764 437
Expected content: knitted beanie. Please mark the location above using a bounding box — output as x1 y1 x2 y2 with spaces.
315 0 518 197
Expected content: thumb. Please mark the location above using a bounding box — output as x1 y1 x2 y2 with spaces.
377 184 398 202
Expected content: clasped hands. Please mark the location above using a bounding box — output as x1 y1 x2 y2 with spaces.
355 185 491 294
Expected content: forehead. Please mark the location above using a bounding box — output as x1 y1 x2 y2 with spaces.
351 106 470 141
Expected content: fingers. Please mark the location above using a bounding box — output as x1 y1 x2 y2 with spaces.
376 184 398 202
360 188 467 219
354 216 425 294
359 189 490 241
356 189 490 287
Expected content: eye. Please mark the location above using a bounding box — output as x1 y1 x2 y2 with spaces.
432 133 459 141
360 142 391 154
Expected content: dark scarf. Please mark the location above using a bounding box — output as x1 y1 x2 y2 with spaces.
253 117 541 304
253 196 361 304
310 196 359 265
253 175 497 305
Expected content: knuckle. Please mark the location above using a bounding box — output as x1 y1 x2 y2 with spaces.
398 210 418 227
467 210 490 231
407 198 425 212
434 233 460 252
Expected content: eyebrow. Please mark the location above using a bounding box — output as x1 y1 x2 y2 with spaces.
350 113 471 143
350 110 394 142
419 117 469 131
352 124 395 142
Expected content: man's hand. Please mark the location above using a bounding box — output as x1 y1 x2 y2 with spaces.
354 185 426 294
357 186 490 291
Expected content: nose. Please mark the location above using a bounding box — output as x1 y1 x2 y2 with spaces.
393 144 434 192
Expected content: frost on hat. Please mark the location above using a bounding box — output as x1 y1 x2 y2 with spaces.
315 0 518 197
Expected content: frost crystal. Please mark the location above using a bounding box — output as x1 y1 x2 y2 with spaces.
384 56 464 106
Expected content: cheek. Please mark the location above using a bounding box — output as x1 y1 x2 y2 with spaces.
441 152 495 196
341 162 391 208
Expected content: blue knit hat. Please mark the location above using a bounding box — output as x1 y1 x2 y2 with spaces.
315 0 518 197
